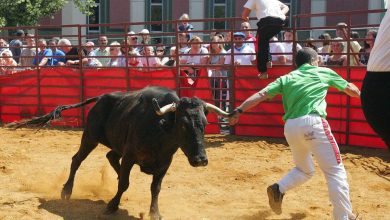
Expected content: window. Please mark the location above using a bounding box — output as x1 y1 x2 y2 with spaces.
88 0 100 32
213 0 227 29
150 0 163 32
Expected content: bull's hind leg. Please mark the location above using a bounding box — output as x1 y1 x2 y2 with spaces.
105 153 134 214
61 131 98 200
106 150 121 179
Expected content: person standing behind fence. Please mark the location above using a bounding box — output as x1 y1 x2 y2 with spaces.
94 35 110 66
9 29 24 64
242 0 289 79
178 13 194 41
229 47 360 220
32 39 53 66
19 34 36 69
362 0 390 150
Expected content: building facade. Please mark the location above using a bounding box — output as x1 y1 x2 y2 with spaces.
38 0 386 40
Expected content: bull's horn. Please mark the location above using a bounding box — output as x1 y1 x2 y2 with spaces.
153 98 177 116
205 103 229 117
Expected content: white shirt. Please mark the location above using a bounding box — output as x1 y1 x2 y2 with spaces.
269 42 285 62
367 5 390 71
225 45 256 65
281 42 302 63
244 0 287 20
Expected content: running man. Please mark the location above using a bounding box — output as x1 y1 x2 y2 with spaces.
229 48 360 220
242 0 289 79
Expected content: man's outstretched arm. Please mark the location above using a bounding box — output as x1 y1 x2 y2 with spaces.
229 89 271 125
343 82 361 97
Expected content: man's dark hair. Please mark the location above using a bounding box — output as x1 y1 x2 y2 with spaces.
295 47 318 67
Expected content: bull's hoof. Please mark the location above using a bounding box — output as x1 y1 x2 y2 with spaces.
61 188 72 200
149 213 164 220
104 200 119 215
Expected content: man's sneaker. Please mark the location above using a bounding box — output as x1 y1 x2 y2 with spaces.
267 183 284 215
258 72 268 79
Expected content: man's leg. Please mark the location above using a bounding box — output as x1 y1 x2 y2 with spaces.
311 118 355 220
268 119 315 215
256 18 284 75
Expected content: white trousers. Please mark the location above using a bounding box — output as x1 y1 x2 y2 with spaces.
278 114 354 220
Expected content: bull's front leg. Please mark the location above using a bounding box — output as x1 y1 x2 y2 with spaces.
105 154 134 214
149 168 169 220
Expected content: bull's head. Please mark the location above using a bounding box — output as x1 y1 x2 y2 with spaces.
152 97 228 167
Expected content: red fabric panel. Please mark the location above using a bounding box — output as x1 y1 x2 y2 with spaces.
130 69 176 91
0 70 38 122
178 68 219 134
233 67 292 137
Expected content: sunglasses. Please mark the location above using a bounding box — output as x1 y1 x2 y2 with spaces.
234 37 244 40
156 49 164 52
131 37 137 40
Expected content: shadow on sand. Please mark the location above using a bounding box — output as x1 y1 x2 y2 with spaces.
38 198 140 220
240 209 307 220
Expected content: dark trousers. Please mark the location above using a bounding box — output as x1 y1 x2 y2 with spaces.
256 17 285 73
361 71 390 150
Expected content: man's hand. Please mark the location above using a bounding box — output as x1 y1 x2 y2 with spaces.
228 108 242 126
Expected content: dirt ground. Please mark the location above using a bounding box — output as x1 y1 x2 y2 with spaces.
0 127 389 220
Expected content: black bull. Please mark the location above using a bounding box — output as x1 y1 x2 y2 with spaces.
8 86 229 219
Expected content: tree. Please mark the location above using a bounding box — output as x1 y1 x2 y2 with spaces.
0 0 96 28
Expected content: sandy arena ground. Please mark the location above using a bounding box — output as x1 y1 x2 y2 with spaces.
0 127 389 220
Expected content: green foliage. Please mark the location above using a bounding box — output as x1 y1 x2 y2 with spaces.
0 0 96 27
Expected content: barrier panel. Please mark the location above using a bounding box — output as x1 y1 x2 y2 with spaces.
232 66 386 149
0 67 386 148
0 67 220 133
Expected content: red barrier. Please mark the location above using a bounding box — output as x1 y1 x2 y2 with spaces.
232 66 386 149
0 67 219 134
0 67 386 148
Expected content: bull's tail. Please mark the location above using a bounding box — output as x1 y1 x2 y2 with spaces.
6 96 100 129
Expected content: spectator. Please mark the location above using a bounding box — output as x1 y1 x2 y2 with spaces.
163 46 177 67
180 36 209 79
155 45 168 64
138 29 151 55
94 35 110 66
127 50 143 69
178 32 190 54
0 49 17 75
241 21 256 50
224 32 256 67
32 39 53 66
0 38 9 54
325 38 347 66
48 39 65 66
317 33 332 63
336 22 361 66
281 30 302 64
359 29 377 65
207 35 229 111
82 41 102 67
19 34 36 68
57 38 86 66
9 29 24 64
269 36 287 65
108 41 125 67
126 31 140 54
351 31 360 40
178 13 194 41
224 31 233 51
304 38 317 51
140 46 161 70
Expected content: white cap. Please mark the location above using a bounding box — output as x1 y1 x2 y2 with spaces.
139 29 150 34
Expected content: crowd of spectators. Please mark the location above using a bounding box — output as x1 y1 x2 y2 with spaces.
0 17 378 78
